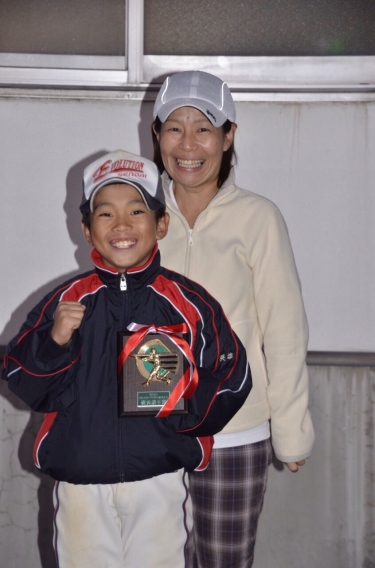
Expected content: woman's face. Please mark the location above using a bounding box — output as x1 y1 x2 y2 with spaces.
155 107 235 194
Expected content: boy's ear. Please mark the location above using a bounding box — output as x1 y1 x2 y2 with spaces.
156 212 170 241
82 222 93 246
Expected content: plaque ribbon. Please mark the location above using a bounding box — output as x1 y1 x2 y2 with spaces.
117 323 198 417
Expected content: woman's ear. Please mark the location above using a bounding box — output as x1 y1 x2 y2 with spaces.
223 122 237 151
82 222 93 246
156 212 170 241
152 122 160 143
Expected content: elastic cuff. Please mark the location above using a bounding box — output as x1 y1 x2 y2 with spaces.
37 331 71 362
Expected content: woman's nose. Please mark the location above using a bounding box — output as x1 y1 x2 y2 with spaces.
179 131 197 151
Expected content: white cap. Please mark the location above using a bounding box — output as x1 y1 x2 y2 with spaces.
154 70 236 127
80 150 165 213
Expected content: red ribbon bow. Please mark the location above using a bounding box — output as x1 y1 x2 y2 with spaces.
117 323 198 417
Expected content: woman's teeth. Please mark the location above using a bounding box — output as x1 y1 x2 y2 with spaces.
176 159 203 168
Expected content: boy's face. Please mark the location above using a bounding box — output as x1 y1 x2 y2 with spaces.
82 183 169 272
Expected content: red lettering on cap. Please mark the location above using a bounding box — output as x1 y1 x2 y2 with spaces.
93 160 113 182
111 160 144 173
92 158 145 186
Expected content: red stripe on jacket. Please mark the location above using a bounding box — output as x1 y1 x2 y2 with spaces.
149 275 201 352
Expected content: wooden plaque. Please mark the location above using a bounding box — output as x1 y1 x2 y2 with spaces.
118 331 190 417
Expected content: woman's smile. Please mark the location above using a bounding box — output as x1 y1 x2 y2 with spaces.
175 158 204 169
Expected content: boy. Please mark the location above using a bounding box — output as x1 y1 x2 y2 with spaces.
2 150 252 568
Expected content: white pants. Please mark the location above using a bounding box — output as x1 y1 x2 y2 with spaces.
53 470 192 568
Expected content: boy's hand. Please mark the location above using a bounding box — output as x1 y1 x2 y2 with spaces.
51 301 86 346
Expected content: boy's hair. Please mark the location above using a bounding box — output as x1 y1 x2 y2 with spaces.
151 117 237 189
82 207 166 230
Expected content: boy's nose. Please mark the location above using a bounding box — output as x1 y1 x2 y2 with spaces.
113 218 132 231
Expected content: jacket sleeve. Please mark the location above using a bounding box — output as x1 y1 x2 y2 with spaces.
251 204 315 462
1 286 81 413
165 286 252 436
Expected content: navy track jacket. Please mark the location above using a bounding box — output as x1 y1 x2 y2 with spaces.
2 246 252 484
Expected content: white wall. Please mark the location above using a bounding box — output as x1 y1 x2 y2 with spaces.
0 94 374 351
254 365 375 568
234 101 375 352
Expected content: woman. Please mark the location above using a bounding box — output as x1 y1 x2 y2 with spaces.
152 70 315 568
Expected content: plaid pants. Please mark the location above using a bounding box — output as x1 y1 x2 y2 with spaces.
186 439 272 568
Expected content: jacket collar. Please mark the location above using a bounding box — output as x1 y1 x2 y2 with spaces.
161 169 236 213
90 244 161 291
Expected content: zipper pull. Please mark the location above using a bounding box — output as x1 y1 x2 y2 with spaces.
188 229 194 246
120 273 127 291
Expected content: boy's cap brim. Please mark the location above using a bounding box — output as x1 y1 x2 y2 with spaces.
80 150 165 213
87 178 164 213
153 70 236 127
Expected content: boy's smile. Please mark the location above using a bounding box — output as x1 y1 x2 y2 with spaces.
83 183 169 272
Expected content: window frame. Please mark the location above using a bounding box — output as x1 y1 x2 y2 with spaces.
0 0 374 97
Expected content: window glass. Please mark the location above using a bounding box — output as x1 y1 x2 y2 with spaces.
144 0 375 56
0 0 125 56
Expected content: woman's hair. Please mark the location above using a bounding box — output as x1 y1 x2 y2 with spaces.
151 116 237 189
81 207 166 230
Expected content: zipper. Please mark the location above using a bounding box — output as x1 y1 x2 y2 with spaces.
119 270 128 482
180 197 218 267
185 224 195 273
120 272 127 291
169 184 229 274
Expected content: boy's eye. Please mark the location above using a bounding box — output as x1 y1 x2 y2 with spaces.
131 209 144 215
98 212 112 217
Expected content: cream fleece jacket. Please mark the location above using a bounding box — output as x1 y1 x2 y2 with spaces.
158 171 315 463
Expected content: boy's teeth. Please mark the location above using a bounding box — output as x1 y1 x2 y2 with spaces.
113 240 135 249
176 159 203 167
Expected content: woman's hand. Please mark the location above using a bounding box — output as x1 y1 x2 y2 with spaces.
286 460 306 473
